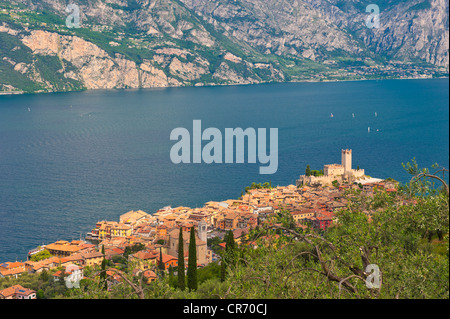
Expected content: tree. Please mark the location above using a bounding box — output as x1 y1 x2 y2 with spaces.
197 262 221 283
177 227 185 290
402 159 449 241
36 289 45 299
30 249 52 262
39 269 49 282
208 236 223 253
187 227 198 291
168 265 177 287
158 248 165 277
277 209 297 230
220 258 226 283
220 230 237 281
311 169 324 176
123 243 145 259
305 165 311 176
100 245 107 290
245 181 273 193
225 230 236 253
403 159 449 196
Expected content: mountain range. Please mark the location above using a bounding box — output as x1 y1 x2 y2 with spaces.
0 0 448 94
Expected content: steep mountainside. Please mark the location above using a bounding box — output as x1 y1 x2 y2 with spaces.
0 0 448 94
183 0 449 66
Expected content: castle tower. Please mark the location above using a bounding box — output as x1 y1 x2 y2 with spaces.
341 149 352 174
198 220 207 243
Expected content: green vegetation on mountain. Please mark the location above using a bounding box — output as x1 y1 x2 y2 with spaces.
0 0 448 94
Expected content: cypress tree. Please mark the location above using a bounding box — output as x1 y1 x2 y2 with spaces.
177 227 185 290
158 248 165 277
225 230 236 269
306 164 311 176
226 230 236 252
220 257 226 282
187 226 198 291
100 245 107 290
221 231 236 282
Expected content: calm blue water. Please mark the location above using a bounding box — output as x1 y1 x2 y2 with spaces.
0 79 448 263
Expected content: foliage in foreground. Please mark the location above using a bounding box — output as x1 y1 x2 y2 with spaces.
224 191 448 299
219 161 448 299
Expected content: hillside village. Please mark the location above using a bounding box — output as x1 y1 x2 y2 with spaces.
0 149 402 298
0 180 401 298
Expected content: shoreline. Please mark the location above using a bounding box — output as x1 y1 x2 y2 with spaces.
0 76 448 97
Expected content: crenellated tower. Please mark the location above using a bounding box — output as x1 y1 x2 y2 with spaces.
341 149 352 175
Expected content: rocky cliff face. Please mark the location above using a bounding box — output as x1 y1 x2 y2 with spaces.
322 0 449 67
181 0 449 67
356 0 449 67
21 29 177 89
0 0 448 94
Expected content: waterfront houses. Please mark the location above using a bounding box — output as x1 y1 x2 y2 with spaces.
45 240 95 258
87 210 154 241
91 221 133 241
120 210 150 228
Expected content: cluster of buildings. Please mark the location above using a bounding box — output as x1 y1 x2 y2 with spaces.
297 149 365 187
0 240 103 279
0 149 400 298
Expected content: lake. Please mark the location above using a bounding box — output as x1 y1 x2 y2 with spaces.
0 78 448 262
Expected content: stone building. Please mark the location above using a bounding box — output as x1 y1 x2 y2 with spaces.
297 149 365 187
165 228 208 266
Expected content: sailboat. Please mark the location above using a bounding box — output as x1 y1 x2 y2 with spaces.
368 126 371 133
